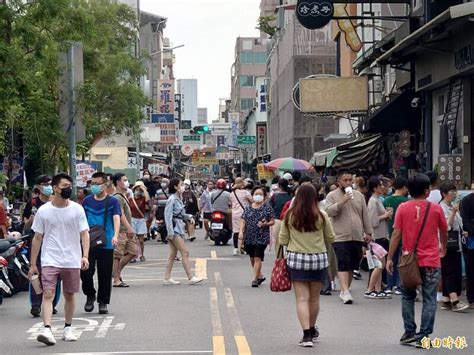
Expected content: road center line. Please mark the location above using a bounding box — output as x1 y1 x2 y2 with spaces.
210 287 226 355
214 272 223 287
224 288 251 354
195 258 208 280
210 250 217 259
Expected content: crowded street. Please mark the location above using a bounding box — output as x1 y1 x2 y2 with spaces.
1 228 472 354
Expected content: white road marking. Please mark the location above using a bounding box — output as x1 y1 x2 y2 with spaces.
52 352 212 354
95 316 114 338
210 250 217 259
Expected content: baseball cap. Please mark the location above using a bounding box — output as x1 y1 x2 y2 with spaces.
184 179 191 185
282 173 293 181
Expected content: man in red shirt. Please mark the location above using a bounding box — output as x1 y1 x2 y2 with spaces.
387 174 448 348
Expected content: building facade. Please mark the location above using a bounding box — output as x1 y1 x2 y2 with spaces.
198 108 208 125
230 37 269 125
177 79 198 128
268 9 337 161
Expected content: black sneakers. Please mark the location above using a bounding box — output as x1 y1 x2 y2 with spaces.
400 332 417 345
298 337 314 348
84 295 96 312
98 303 108 314
31 306 41 317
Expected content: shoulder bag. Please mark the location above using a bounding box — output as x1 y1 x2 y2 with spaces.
233 190 245 210
211 190 225 205
89 197 110 250
398 202 431 289
131 197 145 219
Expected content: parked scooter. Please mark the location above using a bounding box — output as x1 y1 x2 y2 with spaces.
0 256 13 305
0 234 30 295
209 211 231 246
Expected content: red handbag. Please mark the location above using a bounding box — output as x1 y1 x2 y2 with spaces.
270 246 292 292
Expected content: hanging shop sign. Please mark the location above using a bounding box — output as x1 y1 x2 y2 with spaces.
438 155 463 189
181 144 194 157
296 0 334 30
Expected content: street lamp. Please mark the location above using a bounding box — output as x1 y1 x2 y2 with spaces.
148 44 185 58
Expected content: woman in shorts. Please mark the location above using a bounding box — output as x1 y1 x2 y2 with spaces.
129 181 150 262
239 187 274 287
163 178 203 286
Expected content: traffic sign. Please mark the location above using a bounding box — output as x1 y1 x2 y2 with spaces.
183 135 202 142
237 135 256 146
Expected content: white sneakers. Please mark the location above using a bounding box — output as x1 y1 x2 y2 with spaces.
339 291 354 304
37 326 77 345
163 278 181 285
163 277 203 285
62 326 78 342
233 248 239 256
188 276 204 285
37 327 56 346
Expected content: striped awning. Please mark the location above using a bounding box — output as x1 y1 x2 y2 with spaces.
309 147 337 167
332 134 384 170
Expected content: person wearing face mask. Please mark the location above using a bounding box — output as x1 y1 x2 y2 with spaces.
239 187 275 287
153 178 170 243
200 180 215 238
112 173 137 288
182 179 198 242
129 181 150 262
23 175 61 318
28 173 90 345
163 178 203 285
81 172 121 315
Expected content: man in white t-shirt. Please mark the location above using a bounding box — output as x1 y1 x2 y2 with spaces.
426 171 442 203
29 173 90 346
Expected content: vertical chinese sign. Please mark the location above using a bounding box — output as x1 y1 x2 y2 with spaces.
158 80 175 114
257 124 267 157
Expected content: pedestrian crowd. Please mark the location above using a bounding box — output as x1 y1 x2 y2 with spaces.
2 168 473 349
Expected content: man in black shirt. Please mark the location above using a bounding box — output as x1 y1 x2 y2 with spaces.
460 193 474 308
24 175 60 317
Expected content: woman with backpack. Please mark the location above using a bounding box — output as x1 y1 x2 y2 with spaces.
279 184 335 347
229 178 253 255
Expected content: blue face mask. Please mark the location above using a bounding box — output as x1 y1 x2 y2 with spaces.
42 185 53 196
91 185 102 195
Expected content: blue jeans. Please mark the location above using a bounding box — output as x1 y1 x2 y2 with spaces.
388 245 401 289
401 267 440 338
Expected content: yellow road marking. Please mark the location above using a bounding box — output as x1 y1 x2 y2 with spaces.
195 258 208 280
213 336 226 355
224 288 251 354
210 288 225 355
214 272 223 287
234 336 251 355
210 250 217 259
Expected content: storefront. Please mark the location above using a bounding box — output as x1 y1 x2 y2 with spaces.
376 3 474 186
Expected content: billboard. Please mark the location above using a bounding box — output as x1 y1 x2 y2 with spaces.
158 79 175 114
229 112 240 147
300 77 368 113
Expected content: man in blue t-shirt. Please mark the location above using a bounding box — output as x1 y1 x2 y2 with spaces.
81 172 121 314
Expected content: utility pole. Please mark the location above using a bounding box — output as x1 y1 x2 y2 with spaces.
68 43 77 199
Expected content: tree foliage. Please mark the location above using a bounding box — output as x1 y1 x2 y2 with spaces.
256 15 277 37
0 0 147 174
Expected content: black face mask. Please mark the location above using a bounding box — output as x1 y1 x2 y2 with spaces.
317 193 325 202
60 187 73 199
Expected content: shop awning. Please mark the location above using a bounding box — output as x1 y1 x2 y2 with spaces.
374 3 474 66
332 134 384 170
360 90 421 133
309 147 337 167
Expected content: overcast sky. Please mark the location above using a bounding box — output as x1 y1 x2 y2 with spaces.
140 0 262 123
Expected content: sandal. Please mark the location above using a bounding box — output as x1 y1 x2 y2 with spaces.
113 282 130 288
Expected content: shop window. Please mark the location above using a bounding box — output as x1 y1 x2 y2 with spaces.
438 94 445 116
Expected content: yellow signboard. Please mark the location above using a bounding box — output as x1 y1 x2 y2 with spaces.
257 164 273 181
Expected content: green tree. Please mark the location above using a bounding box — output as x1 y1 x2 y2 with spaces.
0 0 147 177
256 15 277 37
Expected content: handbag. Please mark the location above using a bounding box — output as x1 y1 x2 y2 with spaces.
447 230 460 251
270 245 292 292
89 197 110 250
398 202 431 289
369 241 388 260
462 235 474 250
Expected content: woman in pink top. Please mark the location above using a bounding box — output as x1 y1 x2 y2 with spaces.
230 178 253 255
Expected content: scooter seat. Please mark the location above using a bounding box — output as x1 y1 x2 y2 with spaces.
0 240 13 253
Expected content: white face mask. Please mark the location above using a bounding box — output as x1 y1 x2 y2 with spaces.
124 180 130 189
253 195 264 203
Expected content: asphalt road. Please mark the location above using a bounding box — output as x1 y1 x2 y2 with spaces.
0 228 472 354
